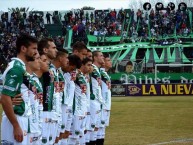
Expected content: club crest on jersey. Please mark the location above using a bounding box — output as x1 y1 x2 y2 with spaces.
80 84 87 94
37 92 43 103
23 130 27 136
59 82 64 92
32 86 38 99
54 82 60 92
97 77 102 86
70 71 77 81
8 79 15 85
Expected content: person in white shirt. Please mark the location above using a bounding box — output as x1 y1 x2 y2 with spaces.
89 51 104 145
60 54 82 145
77 57 93 145
97 53 112 145
50 49 70 144
37 38 58 145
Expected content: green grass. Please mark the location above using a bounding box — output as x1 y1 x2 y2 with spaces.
105 97 193 145
1 96 193 145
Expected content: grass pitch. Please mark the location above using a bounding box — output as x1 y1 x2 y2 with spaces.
105 97 193 145
1 96 193 145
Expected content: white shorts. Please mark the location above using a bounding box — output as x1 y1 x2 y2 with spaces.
49 112 59 145
90 130 97 141
70 116 85 139
79 133 85 144
1 115 28 145
41 112 52 145
61 104 68 133
66 107 73 132
106 110 110 127
90 109 101 131
85 113 91 131
97 127 105 139
27 133 41 145
85 131 91 143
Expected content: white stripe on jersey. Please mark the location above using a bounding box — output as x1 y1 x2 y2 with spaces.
74 73 87 116
101 71 111 110
63 72 75 107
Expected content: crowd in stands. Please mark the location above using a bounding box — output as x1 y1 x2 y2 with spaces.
0 6 193 73
0 11 64 73
61 8 192 45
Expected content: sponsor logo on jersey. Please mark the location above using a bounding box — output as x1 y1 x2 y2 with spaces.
10 75 17 78
3 85 15 91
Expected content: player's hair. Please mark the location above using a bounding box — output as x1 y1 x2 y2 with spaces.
38 38 54 54
82 57 92 65
16 34 38 54
72 41 87 52
87 49 92 53
55 48 68 59
126 61 133 66
68 54 82 69
103 53 110 58
92 50 101 61
39 50 46 56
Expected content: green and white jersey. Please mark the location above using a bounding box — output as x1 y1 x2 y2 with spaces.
29 73 43 134
63 72 76 107
90 64 103 111
100 68 111 110
49 64 61 120
73 72 87 116
1 58 32 116
40 63 55 112
85 74 90 112
58 68 66 105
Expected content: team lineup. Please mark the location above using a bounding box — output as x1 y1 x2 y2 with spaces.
0 34 112 145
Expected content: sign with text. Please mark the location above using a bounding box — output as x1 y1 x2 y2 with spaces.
126 84 193 96
111 84 127 96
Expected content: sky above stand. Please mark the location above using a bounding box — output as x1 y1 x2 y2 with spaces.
0 0 191 12
0 0 131 11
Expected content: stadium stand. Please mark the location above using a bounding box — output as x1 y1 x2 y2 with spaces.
1 5 193 74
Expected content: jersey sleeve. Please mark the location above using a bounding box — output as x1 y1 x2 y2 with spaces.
1 68 23 98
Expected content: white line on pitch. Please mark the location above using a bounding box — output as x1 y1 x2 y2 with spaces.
149 138 193 145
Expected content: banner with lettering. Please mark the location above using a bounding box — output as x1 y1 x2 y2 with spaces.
126 84 193 96
111 84 127 96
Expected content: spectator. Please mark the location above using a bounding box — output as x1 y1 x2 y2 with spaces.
46 12 52 24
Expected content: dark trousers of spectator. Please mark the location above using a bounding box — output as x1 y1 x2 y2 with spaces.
86 17 89 23
91 17 93 22
47 18 51 24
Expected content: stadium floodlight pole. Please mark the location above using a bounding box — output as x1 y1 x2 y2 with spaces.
155 64 193 84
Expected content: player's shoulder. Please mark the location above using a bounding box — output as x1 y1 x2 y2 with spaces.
3 60 25 80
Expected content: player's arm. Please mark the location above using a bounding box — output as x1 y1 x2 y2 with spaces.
1 68 24 142
68 80 75 100
1 94 23 142
0 93 23 105
12 93 23 105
